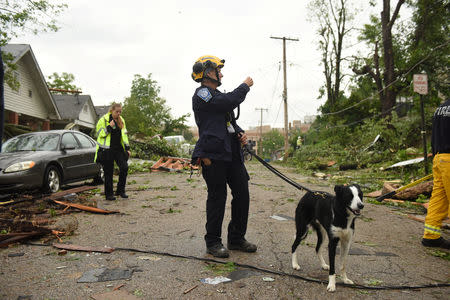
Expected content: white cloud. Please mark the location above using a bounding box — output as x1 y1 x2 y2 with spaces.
9 0 382 129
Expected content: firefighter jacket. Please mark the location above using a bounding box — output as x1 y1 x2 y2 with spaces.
191 83 250 162
94 112 130 162
431 99 450 155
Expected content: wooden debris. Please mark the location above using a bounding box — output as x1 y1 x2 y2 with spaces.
366 190 382 198
113 284 125 291
53 200 120 214
382 181 432 200
53 243 115 253
0 231 49 247
382 198 426 207
183 284 198 294
44 186 97 201
407 214 450 229
151 156 198 172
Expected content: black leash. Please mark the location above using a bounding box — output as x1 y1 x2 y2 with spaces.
242 145 313 193
26 242 450 291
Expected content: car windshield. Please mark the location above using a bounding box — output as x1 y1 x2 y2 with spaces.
2 133 60 152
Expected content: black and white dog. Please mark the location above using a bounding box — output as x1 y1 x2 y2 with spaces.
291 185 364 292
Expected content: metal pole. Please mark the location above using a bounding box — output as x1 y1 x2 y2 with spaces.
420 94 428 174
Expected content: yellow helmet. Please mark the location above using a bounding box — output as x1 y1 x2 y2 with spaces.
191 55 225 84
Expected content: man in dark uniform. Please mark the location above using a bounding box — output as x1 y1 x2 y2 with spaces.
191 55 256 258
422 98 450 249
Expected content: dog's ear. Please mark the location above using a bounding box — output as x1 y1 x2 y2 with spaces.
334 185 344 197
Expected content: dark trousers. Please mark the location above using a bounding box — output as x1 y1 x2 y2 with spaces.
103 149 128 197
202 159 250 247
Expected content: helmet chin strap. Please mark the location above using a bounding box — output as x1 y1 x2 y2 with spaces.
204 76 222 86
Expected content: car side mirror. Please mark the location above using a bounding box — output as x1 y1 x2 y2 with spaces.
61 144 76 151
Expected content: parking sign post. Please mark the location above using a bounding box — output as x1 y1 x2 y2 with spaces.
414 74 429 175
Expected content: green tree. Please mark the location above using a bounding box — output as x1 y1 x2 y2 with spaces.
1 0 67 89
262 129 284 158
353 0 448 115
47 72 80 93
308 0 356 110
0 0 67 46
122 74 189 137
406 0 450 98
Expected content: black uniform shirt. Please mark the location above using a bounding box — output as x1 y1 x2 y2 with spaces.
431 99 450 155
192 83 250 162
108 115 123 151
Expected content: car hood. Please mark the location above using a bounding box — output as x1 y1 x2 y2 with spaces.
0 151 49 169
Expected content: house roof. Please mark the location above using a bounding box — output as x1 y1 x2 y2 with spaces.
2 44 61 119
94 105 110 117
53 94 93 120
2 44 30 64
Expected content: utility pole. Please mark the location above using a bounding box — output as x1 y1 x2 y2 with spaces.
255 107 268 155
271 36 299 160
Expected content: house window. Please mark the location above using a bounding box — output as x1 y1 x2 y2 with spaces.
28 89 32 98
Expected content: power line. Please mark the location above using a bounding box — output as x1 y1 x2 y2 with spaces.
321 40 449 116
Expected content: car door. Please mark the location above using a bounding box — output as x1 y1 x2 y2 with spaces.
59 132 84 181
73 132 98 178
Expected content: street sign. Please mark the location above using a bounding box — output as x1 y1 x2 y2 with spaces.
413 74 428 95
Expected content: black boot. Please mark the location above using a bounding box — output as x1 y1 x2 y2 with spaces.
116 192 128 198
422 237 450 249
207 244 229 258
228 239 257 253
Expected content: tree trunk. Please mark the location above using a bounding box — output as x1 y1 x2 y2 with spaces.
380 0 405 116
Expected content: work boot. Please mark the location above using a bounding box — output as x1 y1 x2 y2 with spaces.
228 239 257 253
116 192 128 198
105 195 116 201
422 237 450 249
207 244 229 258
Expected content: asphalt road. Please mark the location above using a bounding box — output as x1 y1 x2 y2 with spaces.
1 161 449 299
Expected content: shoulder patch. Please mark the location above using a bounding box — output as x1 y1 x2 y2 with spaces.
197 88 212 102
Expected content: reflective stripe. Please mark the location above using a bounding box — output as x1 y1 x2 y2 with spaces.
97 142 110 149
424 224 441 234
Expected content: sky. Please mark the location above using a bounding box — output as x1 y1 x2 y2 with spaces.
9 0 381 130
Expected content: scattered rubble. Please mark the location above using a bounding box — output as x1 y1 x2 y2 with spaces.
0 185 119 247
151 156 198 172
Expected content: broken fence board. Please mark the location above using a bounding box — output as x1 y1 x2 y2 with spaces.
53 200 120 214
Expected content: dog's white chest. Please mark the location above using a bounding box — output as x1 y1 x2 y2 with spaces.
331 225 353 240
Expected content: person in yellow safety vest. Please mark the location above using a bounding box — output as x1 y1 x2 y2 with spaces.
95 103 131 201
422 98 450 249
296 136 302 150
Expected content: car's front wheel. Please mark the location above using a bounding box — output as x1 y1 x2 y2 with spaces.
43 165 61 193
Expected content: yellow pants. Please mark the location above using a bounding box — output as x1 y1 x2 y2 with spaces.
423 153 450 239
